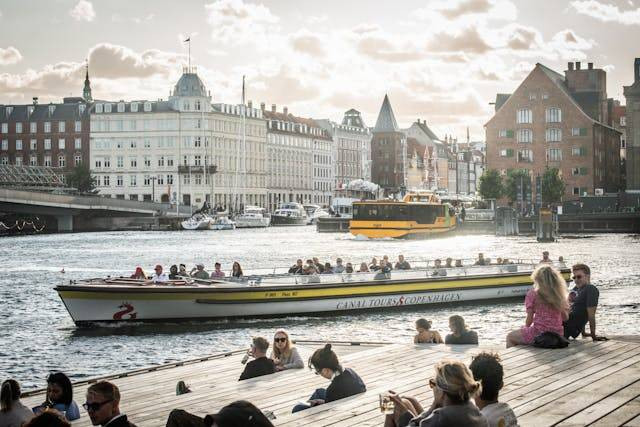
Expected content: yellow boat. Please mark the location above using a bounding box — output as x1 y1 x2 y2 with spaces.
349 191 457 239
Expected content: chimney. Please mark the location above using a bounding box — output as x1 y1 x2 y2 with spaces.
271 104 276 113
247 100 252 109
635 58 640 83
260 102 265 111
32 97 38 106
283 106 288 116
576 61 581 70
588 62 593 70
568 62 574 71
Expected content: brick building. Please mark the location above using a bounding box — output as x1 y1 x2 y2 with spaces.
624 58 640 192
371 94 406 194
486 62 621 201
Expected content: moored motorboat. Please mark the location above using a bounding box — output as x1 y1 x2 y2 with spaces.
271 202 307 226
181 214 214 230
55 262 570 325
211 215 236 230
235 206 271 228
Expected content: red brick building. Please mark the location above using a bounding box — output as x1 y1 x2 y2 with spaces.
371 94 407 194
485 62 621 202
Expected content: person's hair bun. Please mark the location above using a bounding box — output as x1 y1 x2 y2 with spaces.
324 343 332 351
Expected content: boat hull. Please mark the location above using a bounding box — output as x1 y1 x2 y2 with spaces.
235 218 270 228
349 220 456 239
270 215 307 226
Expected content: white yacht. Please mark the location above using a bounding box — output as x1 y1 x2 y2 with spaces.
211 216 236 230
235 206 271 228
181 213 214 230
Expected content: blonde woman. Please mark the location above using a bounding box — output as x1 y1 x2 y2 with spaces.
385 360 487 426
270 329 304 371
506 265 569 348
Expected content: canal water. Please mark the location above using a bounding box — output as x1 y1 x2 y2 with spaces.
1 228 639 389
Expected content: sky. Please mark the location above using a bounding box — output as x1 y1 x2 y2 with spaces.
0 0 637 141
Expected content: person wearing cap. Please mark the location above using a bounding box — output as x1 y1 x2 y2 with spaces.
190 264 210 280
148 265 169 283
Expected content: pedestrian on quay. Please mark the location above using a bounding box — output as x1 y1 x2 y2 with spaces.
270 329 304 371
32 372 80 422
84 381 136 427
24 411 71 427
469 352 518 427
0 379 33 427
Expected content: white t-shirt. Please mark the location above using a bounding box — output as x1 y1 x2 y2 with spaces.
150 272 169 283
481 402 518 427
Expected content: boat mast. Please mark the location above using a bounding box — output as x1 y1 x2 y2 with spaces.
242 75 247 210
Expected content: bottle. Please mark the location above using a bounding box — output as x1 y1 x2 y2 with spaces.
241 351 250 365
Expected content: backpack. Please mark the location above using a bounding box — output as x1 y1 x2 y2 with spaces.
533 331 569 349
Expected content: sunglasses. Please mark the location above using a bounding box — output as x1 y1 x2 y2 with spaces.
274 337 287 343
572 275 584 280
83 399 113 412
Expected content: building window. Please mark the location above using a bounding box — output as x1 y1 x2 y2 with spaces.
1 140 6 151
144 102 151 112
144 140 151 148
117 156 124 168
58 139 65 150
44 139 51 150
15 157 23 166
517 129 532 143
95 159 102 168
167 157 174 167
79 104 85 115
548 148 562 161
74 154 82 165
546 128 562 142
529 93 537 100
131 103 138 112
48 105 55 115
0 123 6 134
195 119 202 129
130 158 137 168
116 175 123 187
499 149 514 157
157 175 164 185
58 155 66 167
130 175 137 186
183 174 190 185
194 155 201 166
104 103 112 113
59 121 65 132
572 167 588 175
30 155 38 166
194 137 201 148
195 174 202 185
117 102 125 113
95 104 103 113
144 156 151 168
572 147 587 156
16 123 22 133
30 139 37 150
516 109 532 124
104 157 111 168
571 127 587 136
43 155 51 166
545 108 562 123
30 122 37 133
44 122 51 133
15 140 22 150
518 149 533 163
103 175 110 186
158 156 165 167
498 129 514 138
74 138 81 150
144 175 151 186
167 174 173 185
195 100 201 110
75 121 81 132
0 156 7 165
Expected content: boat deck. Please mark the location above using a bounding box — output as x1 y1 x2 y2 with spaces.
21 337 640 426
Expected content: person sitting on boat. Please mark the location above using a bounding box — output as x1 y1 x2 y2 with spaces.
148 265 169 283
33 372 80 422
414 318 444 344
485 257 492 265
190 264 210 280
292 344 366 413
312 257 325 273
455 259 463 268
496 258 503 265
384 360 487 427
431 259 444 276
359 262 370 273
395 255 411 270
474 253 486 266
322 262 334 274
469 352 518 427
334 258 346 273
304 266 321 283
1 379 34 427
270 329 304 371
540 251 552 264
288 259 304 274
374 260 391 280
445 315 478 345
445 258 453 268
211 262 225 278
231 262 243 279
383 255 393 270
129 267 147 280
239 337 276 381
84 381 136 427
345 263 354 273
178 264 188 277
506 265 569 348
369 257 380 271
168 265 180 280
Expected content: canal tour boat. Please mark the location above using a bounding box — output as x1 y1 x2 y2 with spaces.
55 262 570 325
349 191 457 239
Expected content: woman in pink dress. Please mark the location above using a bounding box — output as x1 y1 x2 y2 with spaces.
506 265 569 347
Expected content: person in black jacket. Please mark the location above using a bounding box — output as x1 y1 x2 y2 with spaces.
84 381 136 427
292 344 366 413
239 337 276 381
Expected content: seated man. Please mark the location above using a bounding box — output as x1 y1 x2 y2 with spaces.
564 263 603 340
445 258 453 268
474 253 486 266
540 251 552 264
239 337 276 381
469 352 518 427
395 255 411 270
85 381 136 427
288 259 304 274
374 260 391 280
148 265 169 283
210 262 225 278
190 264 210 280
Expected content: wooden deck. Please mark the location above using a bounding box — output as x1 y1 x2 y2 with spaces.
21 337 640 426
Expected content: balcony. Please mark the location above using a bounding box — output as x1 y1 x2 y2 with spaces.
178 165 217 174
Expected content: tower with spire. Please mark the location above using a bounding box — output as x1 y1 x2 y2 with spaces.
82 60 92 102
371 94 407 195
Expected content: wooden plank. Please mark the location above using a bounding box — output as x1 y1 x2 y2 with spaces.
588 396 640 427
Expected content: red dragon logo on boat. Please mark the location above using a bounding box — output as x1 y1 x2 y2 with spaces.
113 302 137 320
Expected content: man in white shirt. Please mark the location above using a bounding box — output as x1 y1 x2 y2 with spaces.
148 265 169 283
469 352 518 427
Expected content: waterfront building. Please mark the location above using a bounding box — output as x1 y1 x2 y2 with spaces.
486 62 622 201
90 67 268 208
371 94 407 195
624 58 640 192
262 104 333 210
317 109 372 190
404 119 448 190
406 137 426 189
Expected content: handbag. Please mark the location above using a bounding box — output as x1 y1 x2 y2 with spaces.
533 331 570 349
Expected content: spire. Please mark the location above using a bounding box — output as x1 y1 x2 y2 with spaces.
83 59 92 102
466 126 470 144
373 94 399 132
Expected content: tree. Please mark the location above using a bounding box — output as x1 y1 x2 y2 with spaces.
541 167 565 204
478 169 503 200
66 164 97 193
504 169 531 204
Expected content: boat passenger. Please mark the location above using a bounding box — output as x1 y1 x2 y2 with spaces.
322 262 334 274
384 360 487 427
178 264 188 277
540 251 552 264
239 337 276 381
129 267 146 280
445 315 478 345
231 262 243 279
485 258 492 265
33 372 80 421
292 344 366 413
288 259 304 274
312 257 324 273
270 329 304 371
431 259 443 276
359 262 370 273
84 381 136 427
414 319 444 344
374 261 391 280
190 263 210 280
469 352 518 427
345 263 354 274
496 258 503 265
383 255 392 270
148 265 170 283
168 265 180 280
564 263 603 341
445 258 453 268
474 253 486 266
506 265 569 348
211 262 225 278
369 257 380 271
305 266 321 283
455 259 463 268
334 258 346 273
0 379 33 427
395 255 411 270
24 410 71 427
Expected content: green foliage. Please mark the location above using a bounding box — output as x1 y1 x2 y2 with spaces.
504 169 531 203
66 164 96 193
478 169 503 200
541 167 565 204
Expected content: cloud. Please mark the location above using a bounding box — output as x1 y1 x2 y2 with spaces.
435 0 493 19
0 46 23 65
88 43 183 79
132 14 154 24
205 0 279 45
69 0 96 22
357 34 425 62
289 30 326 57
428 27 492 54
570 0 640 25
249 65 319 105
548 29 595 60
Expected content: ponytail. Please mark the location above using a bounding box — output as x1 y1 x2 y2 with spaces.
1 379 21 413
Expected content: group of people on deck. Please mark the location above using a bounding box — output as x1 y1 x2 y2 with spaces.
128 262 244 283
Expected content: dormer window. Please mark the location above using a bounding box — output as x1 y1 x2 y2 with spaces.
27 106 34 116
48 105 55 115
183 101 190 111
143 102 151 112
95 103 103 113
78 104 86 115
131 102 138 112
117 102 125 113
6 107 13 117
104 103 112 113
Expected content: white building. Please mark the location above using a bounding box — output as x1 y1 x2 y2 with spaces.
89 68 268 210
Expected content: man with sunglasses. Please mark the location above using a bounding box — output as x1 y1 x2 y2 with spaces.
84 381 136 426
563 263 603 341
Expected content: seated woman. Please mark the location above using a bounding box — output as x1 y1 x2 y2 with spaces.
358 262 370 273
130 267 146 280
385 360 487 427
292 344 366 413
374 261 391 280
414 319 444 344
32 372 80 421
1 379 34 427
270 329 304 371
506 265 569 348
231 262 243 279
445 315 478 345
